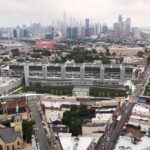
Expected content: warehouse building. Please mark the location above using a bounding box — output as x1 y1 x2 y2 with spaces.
2 62 134 88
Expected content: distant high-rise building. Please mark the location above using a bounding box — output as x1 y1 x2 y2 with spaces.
118 15 123 23
85 18 90 37
66 27 72 39
13 27 20 38
101 24 108 34
31 23 42 37
20 29 30 38
113 15 131 38
72 27 78 39
13 29 17 38
85 18 90 28
63 12 67 38
126 18 131 33
113 22 119 36
66 27 78 39
93 23 101 37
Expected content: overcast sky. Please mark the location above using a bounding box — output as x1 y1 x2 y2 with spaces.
0 0 150 28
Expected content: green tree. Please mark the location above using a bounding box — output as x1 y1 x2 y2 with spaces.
11 49 20 57
42 50 51 56
79 105 88 116
98 92 101 97
22 120 35 143
137 51 144 57
107 92 110 97
69 122 82 136
92 49 97 54
31 53 41 58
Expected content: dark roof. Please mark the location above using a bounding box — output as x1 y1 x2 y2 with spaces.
52 125 69 133
47 66 61 71
0 128 21 143
66 67 80 72
61 104 71 109
9 65 24 70
29 66 42 71
125 68 133 73
52 120 62 125
105 68 120 72
85 67 100 72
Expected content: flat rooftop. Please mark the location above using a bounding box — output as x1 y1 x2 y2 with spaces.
115 136 150 150
0 77 21 87
60 136 94 150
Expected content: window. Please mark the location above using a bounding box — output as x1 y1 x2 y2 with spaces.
6 146 9 150
12 145 15 150
0 145 3 150
17 141 20 145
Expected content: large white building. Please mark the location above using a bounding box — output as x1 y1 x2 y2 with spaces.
0 77 22 96
2 62 134 88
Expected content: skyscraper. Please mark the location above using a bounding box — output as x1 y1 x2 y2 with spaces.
66 27 72 39
118 15 123 37
101 24 108 34
85 18 90 28
126 18 131 33
118 15 123 23
63 12 67 38
113 15 132 38
85 18 90 37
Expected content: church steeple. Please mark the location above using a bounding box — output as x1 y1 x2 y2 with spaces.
16 102 19 114
11 102 22 133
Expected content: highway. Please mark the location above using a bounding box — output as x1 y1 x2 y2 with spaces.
96 64 150 150
29 100 50 150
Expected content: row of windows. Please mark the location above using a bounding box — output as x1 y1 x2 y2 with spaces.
93 81 119 85
0 141 20 150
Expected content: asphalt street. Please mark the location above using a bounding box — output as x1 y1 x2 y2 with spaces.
29 101 50 150
97 65 150 150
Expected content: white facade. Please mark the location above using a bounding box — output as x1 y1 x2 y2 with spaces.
73 87 90 97
0 41 23 51
0 77 22 96
59 137 95 150
92 113 113 124
123 57 147 65
128 104 150 132
41 101 78 123
6 62 134 88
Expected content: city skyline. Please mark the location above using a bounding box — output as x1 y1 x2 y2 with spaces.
0 0 150 28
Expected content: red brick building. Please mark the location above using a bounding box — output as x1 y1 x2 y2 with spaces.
35 41 55 49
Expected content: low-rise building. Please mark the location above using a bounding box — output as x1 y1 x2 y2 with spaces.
41 101 79 123
127 104 150 133
35 41 55 49
0 100 28 122
91 113 113 124
6 62 134 88
110 47 144 56
0 113 23 150
123 56 147 65
59 136 95 150
0 77 22 96
73 87 90 97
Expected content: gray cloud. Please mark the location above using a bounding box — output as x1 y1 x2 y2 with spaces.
0 0 150 27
